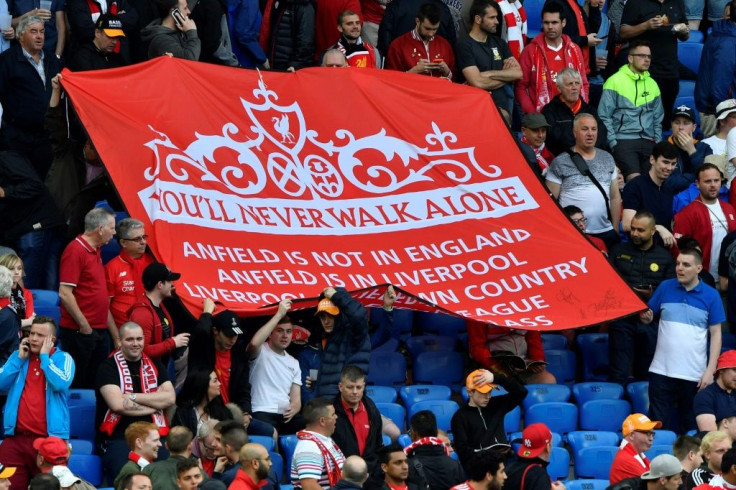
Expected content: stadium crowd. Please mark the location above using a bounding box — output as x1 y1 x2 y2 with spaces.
3 0 736 487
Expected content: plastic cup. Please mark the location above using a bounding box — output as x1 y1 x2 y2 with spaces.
40 0 52 10
309 369 318 381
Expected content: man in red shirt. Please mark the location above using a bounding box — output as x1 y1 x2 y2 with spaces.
105 218 154 334
58 206 117 388
610 413 663 484
385 2 455 80
515 2 589 114
230 443 273 490
331 10 379 68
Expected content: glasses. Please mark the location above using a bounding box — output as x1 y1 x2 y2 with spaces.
635 431 656 438
123 235 148 243
630 53 652 59
572 217 587 224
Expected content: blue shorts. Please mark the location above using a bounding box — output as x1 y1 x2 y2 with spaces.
683 0 704 20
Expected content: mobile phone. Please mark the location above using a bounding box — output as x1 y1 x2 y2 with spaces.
434 58 444 63
172 7 185 27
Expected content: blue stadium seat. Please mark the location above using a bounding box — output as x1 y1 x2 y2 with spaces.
408 400 460 432
31 289 60 306
574 446 619 479
398 433 412 447
653 430 677 447
548 447 571 480
413 351 464 387
567 431 620 459
400 385 452 407
366 352 406 387
68 389 96 408
281 486 294 490
681 30 704 43
525 402 578 435
279 435 298 476
70 405 97 440
545 349 577 384
645 445 674 460
405 335 455 364
565 480 610 490
372 337 399 353
269 451 283 480
542 334 568 350
572 382 624 405
34 305 61 332
577 334 610 381
679 80 695 97
366 385 398 403
68 454 103 486
505 406 522 433
376 403 406 431
627 381 649 414
69 439 95 455
579 399 632 432
416 312 467 338
524 0 545 32
250 435 275 451
678 42 703 72
370 307 413 341
382 434 391 446
523 384 572 412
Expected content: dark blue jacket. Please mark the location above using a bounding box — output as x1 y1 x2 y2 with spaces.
695 19 736 114
226 0 267 67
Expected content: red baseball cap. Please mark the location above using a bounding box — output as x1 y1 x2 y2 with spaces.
717 350 736 373
33 437 69 465
517 423 552 459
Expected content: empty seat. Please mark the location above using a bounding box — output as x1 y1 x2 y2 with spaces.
249 435 275 451
376 402 406 431
279 435 298 475
372 337 399 353
565 480 610 490
270 451 283 480
525 402 578 435
523 384 572 412
577 333 610 381
68 389 96 408
399 385 452 407
579 399 632 432
31 289 60 306
416 312 466 338
366 352 406 387
405 335 455 363
681 30 704 43
413 351 464 387
541 334 568 350
574 446 619 479
68 454 103 486
69 439 95 455
524 0 545 32
70 405 97 440
366 385 398 403
567 431 620 459
544 349 577 385
370 307 413 340
627 381 649 414
645 445 674 460
548 446 571 480
679 80 696 98
653 430 677 447
408 400 460 432
505 406 522 433
572 382 624 405
678 42 703 72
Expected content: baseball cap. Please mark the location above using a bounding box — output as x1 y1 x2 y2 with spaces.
291 325 310 344
521 113 550 129
0 463 16 479
212 310 243 337
641 454 683 480
95 13 125 37
622 413 662 437
315 298 339 316
672 105 696 122
142 263 181 290
517 423 552 458
33 437 70 465
716 99 736 120
465 369 498 394
717 350 736 372
51 466 80 487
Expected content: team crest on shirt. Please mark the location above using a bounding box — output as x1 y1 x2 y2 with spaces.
492 47 501 60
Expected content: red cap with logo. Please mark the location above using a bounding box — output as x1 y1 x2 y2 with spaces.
517 423 552 459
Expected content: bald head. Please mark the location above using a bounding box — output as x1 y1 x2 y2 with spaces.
342 456 369 485
239 443 267 465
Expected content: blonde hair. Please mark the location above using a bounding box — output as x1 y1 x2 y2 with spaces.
701 431 730 454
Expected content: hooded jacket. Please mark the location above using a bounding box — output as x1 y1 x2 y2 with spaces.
695 19 736 114
141 20 201 60
598 64 663 149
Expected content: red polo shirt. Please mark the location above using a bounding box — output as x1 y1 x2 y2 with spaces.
16 353 48 435
342 399 370 455
59 236 109 330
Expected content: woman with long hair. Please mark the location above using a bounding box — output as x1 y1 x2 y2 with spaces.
0 254 34 329
171 368 233 435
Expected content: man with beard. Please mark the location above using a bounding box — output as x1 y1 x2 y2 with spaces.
372 444 421 490
330 11 379 68
695 351 736 431
542 67 607 156
608 211 676 386
229 444 272 490
450 450 508 490
546 112 621 248
455 0 521 117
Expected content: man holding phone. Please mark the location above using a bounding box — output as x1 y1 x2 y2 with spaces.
141 0 201 60
0 316 75 490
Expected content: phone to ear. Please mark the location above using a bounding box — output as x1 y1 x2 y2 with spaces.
172 7 185 27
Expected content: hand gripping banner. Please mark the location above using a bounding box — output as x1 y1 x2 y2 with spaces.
60 57 645 329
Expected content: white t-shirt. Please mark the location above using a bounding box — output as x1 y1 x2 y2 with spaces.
704 135 734 184
707 201 728 281
727 127 736 162
249 342 301 414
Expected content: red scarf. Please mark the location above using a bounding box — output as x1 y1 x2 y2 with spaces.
564 0 588 72
527 36 586 112
296 431 343 486
403 437 451 456
521 135 553 173
99 350 169 436
85 0 121 53
127 451 151 469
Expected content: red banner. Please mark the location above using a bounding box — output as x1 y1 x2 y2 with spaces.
60 58 644 328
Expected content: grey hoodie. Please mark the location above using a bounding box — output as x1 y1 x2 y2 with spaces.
141 19 201 60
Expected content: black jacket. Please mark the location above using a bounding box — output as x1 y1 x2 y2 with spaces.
609 241 676 290
607 477 647 490
332 393 384 475
377 0 456 55
68 42 127 71
541 95 609 156
266 0 315 70
65 0 138 63
505 457 552 490
451 374 527 473
406 444 464 490
188 313 253 413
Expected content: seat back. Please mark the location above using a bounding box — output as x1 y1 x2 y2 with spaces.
541 334 568 350
413 351 464 386
375 402 406 431
525 402 578 435
68 454 103 487
577 333 610 381
279 435 298 476
626 381 650 414
416 311 466 338
565 480 611 490
579 399 632 432
645 445 674 461
504 406 522 433
574 446 619 479
547 446 570 480
399 385 452 407
366 385 398 403
523 384 572 412
567 431 620 458
407 400 460 432
572 382 624 405
678 42 703 72
544 349 577 384
366 352 407 387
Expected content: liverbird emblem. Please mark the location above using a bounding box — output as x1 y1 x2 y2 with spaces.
272 114 295 144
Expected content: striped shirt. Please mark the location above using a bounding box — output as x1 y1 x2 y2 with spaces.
290 431 345 489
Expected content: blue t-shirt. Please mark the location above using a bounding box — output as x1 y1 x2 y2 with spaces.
693 380 736 423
